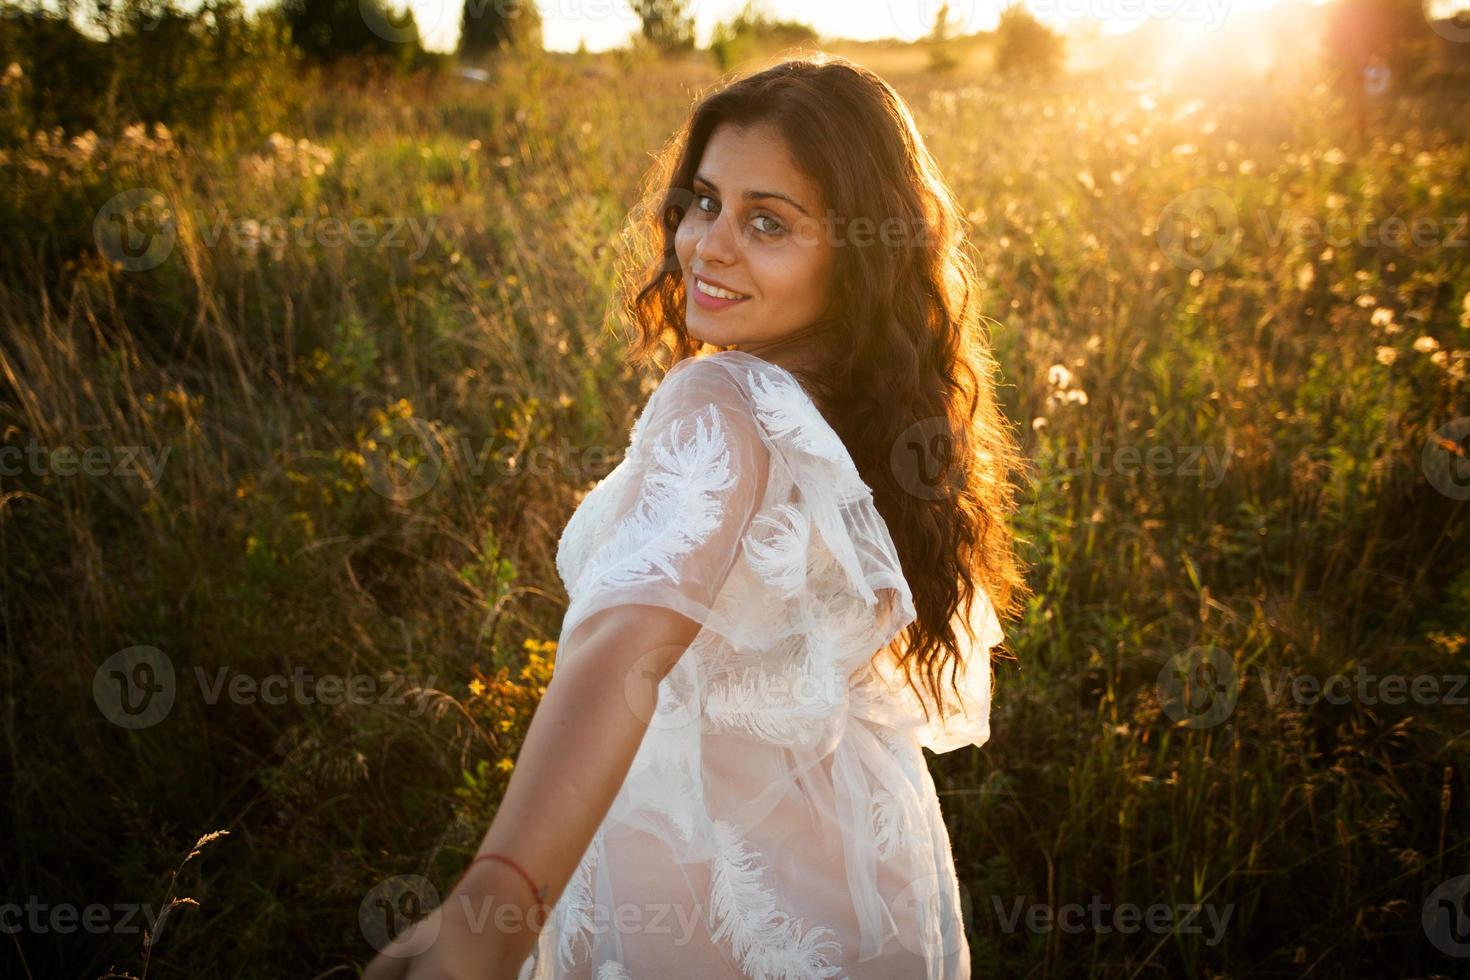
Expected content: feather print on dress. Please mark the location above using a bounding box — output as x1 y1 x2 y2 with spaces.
532 351 1002 980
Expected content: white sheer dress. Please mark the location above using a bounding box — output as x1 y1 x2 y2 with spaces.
520 349 1005 980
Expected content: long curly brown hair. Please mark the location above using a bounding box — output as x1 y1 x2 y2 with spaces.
612 54 1031 732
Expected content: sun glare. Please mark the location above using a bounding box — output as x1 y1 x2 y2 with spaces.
245 0 1470 54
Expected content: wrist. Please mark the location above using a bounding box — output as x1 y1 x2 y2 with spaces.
463 851 550 908
450 858 550 952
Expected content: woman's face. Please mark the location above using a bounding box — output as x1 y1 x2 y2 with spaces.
674 121 836 350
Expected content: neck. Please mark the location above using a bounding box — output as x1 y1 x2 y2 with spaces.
731 317 840 377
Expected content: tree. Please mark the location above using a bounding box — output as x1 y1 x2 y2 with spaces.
708 1 815 70
632 0 695 55
280 0 423 66
930 1 956 42
0 0 297 142
1322 0 1430 93
459 0 542 58
927 2 962 73
993 4 1063 81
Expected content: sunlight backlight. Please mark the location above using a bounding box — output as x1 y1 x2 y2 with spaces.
234 0 1468 54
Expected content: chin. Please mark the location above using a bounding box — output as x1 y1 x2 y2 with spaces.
685 312 749 348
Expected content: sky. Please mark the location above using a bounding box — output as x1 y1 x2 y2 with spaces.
236 0 1459 54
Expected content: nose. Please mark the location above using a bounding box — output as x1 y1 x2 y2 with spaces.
693 206 740 266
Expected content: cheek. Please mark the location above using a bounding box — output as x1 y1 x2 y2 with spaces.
753 246 832 309
673 220 697 268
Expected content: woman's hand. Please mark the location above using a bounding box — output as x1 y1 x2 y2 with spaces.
362 865 540 980
360 622 677 980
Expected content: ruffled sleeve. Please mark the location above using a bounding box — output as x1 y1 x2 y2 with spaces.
555 358 771 670
855 577 1004 754
911 585 1004 753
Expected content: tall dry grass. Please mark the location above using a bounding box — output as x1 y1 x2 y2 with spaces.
1 42 1467 978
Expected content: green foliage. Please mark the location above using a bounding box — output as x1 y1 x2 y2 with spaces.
2 33 1468 980
451 641 554 835
632 0 696 55
280 0 426 69
0 0 298 145
458 0 542 59
708 1 817 71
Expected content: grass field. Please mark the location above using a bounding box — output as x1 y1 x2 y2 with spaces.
2 34 1469 979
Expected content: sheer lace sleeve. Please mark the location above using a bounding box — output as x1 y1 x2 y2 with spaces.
555 359 771 670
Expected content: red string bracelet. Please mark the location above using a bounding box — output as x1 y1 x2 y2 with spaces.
462 852 550 911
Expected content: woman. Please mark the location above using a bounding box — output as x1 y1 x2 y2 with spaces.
364 54 1028 979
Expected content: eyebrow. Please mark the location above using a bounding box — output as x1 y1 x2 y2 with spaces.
693 173 811 217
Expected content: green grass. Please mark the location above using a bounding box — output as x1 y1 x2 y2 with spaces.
2 44 1468 979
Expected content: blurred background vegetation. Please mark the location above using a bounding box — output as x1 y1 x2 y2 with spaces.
2 0 1469 976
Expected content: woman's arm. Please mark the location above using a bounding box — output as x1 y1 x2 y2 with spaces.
363 602 701 979
366 359 770 978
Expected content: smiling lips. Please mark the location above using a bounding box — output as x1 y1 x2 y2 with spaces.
693 276 752 302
